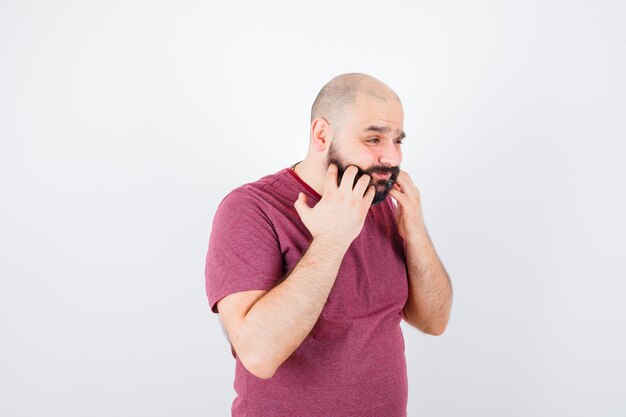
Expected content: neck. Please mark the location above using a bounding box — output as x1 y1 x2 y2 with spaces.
293 158 326 196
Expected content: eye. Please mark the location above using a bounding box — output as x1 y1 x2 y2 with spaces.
366 137 380 144
395 139 404 145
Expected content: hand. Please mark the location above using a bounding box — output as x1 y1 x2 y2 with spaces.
294 164 376 247
388 170 428 241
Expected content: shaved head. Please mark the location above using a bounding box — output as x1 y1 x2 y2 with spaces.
310 73 401 135
297 73 404 198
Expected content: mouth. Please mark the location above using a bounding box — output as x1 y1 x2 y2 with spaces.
373 172 391 180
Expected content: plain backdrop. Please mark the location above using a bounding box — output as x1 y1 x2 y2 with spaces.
1 1 625 416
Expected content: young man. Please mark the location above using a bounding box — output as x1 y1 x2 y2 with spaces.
205 73 453 417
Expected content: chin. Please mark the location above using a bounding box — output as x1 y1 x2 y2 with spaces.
369 180 393 206
371 192 389 206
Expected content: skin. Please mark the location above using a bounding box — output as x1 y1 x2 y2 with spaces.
294 75 453 335
224 165 376 379
294 89 404 196
218 74 453 379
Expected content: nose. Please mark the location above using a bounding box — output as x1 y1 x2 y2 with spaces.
377 140 402 167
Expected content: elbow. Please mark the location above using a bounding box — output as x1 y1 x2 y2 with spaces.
403 309 449 336
231 330 281 379
228 330 278 379
240 352 278 380
424 316 450 336
425 324 447 336
249 363 277 380
254 369 276 380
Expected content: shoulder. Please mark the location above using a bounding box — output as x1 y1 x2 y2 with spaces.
214 168 290 220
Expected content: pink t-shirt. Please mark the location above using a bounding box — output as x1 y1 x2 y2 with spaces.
205 166 409 417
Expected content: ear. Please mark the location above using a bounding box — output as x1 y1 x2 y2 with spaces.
310 117 333 152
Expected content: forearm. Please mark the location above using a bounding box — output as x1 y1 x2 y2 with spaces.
239 236 348 378
403 229 453 335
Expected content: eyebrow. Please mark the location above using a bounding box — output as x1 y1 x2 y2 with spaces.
363 125 406 139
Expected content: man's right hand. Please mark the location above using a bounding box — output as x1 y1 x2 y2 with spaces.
294 164 375 247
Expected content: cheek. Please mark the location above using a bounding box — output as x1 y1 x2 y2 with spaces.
361 147 381 162
344 146 374 165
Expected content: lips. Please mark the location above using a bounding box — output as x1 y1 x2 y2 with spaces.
374 172 391 180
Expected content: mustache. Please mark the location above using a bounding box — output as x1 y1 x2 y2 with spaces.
361 165 400 177
328 161 399 206
338 165 400 190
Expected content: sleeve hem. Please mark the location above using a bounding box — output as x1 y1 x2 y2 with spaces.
209 283 276 314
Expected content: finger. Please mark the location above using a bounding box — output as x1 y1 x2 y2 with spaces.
394 171 416 196
323 163 339 195
339 165 359 192
392 173 407 193
403 171 416 187
353 172 372 197
388 188 406 205
293 192 310 219
363 183 376 205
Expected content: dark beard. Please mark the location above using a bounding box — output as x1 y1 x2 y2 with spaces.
326 142 400 206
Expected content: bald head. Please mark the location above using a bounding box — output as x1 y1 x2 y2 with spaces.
310 73 401 133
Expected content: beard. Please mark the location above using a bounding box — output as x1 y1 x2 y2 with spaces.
326 141 400 206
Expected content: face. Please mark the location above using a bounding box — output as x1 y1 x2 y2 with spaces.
327 141 400 206
324 94 404 206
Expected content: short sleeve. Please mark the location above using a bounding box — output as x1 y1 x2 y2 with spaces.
205 188 284 314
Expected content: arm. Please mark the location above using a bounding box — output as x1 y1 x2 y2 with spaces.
402 228 452 335
388 171 453 335
233 236 349 379
227 164 375 379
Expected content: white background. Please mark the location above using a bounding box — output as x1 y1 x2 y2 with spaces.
1 1 625 416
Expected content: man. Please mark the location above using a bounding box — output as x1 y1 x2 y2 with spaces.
205 73 453 416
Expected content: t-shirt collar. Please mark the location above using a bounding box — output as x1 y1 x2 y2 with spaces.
286 164 322 200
